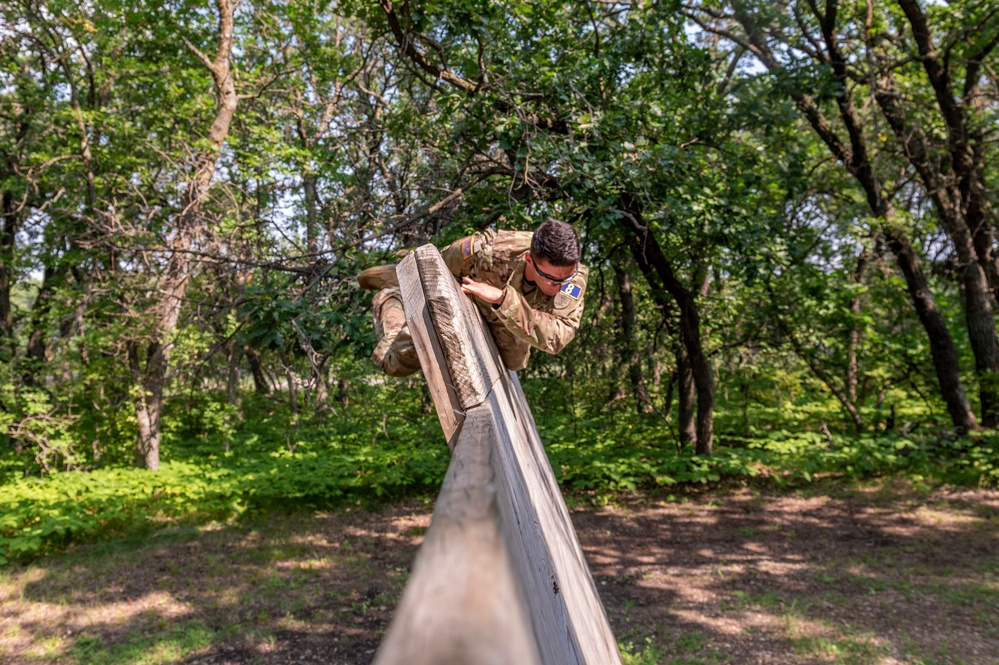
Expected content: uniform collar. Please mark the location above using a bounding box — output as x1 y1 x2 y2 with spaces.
510 252 537 296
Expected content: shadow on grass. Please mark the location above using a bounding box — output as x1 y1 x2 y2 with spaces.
574 481 999 665
3 481 998 665
3 501 433 665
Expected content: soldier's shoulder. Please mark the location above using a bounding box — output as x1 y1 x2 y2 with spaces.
490 230 532 259
444 229 493 261
553 264 587 311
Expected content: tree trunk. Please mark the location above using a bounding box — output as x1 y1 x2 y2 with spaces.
662 369 676 415
973 224 999 305
677 348 697 447
21 263 79 387
1 109 33 355
620 197 714 454
132 0 238 469
128 341 165 469
958 255 999 427
227 344 242 407
244 345 271 395
741 373 752 435
0 204 16 348
303 172 320 255
885 228 978 431
612 262 650 413
847 251 868 404
285 362 298 420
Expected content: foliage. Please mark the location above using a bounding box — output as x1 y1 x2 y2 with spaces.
541 408 999 501
619 638 666 665
3 384 996 566
2 0 999 581
0 388 448 566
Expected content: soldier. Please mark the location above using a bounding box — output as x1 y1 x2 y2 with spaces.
358 219 588 376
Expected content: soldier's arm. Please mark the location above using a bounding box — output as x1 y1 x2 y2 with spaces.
493 275 587 355
441 231 492 279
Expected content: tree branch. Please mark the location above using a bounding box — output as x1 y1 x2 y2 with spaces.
895 0 973 179
378 0 477 93
182 37 218 76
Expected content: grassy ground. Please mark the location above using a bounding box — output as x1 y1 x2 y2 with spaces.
2 478 997 665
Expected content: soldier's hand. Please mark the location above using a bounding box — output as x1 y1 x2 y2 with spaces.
461 277 505 305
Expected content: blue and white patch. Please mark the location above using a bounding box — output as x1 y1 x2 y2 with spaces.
560 282 582 299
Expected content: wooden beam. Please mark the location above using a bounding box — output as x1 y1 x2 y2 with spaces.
396 251 465 446
377 245 622 665
371 407 542 665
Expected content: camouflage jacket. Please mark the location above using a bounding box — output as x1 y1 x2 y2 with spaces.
440 229 588 370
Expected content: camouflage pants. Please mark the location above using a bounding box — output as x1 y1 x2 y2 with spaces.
470 300 532 372
371 287 421 377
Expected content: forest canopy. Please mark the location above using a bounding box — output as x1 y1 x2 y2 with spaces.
2 0 998 492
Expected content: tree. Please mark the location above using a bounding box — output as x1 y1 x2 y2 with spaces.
689 0 998 430
364 0 825 453
120 0 238 469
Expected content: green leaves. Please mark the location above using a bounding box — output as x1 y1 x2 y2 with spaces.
538 404 999 502
0 420 450 564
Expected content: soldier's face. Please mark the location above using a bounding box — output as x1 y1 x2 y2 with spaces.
527 254 578 296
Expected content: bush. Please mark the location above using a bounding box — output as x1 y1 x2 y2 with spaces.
3 385 997 566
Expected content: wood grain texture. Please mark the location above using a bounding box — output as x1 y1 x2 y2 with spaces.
381 246 622 665
412 244 493 410
489 372 622 664
450 259 506 398
373 408 542 665
397 251 464 446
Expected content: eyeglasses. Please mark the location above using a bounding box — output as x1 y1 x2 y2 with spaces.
529 253 579 286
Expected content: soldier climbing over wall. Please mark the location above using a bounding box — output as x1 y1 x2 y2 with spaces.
357 219 588 375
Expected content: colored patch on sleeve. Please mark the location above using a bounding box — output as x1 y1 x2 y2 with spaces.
461 237 476 260
560 282 582 299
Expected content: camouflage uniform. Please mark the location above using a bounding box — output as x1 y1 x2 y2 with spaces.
370 287 422 377
371 229 588 376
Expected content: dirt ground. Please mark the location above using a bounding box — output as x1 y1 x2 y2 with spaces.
2 480 998 665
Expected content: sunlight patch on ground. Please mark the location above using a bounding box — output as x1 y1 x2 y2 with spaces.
910 504 982 527
0 584 194 664
783 613 891 664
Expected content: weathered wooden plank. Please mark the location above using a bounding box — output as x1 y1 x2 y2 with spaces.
412 245 490 409
488 372 621 664
372 408 542 665
397 251 464 446
379 245 622 665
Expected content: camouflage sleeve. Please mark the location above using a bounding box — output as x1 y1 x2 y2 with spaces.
440 230 495 280
493 266 588 355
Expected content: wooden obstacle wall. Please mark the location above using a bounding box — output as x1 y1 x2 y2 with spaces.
373 246 622 665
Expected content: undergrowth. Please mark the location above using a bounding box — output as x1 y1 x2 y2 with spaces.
2 386 997 566
546 419 999 497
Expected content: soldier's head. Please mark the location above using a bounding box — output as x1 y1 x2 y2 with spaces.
527 219 581 296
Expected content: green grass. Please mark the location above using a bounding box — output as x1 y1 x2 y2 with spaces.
620 638 667 665
67 623 215 665
619 630 737 665
2 384 998 566
788 632 887 665
4 463 995 665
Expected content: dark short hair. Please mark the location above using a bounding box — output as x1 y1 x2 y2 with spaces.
531 219 580 267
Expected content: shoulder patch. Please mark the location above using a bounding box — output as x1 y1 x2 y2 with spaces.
461 236 477 260
560 282 582 299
